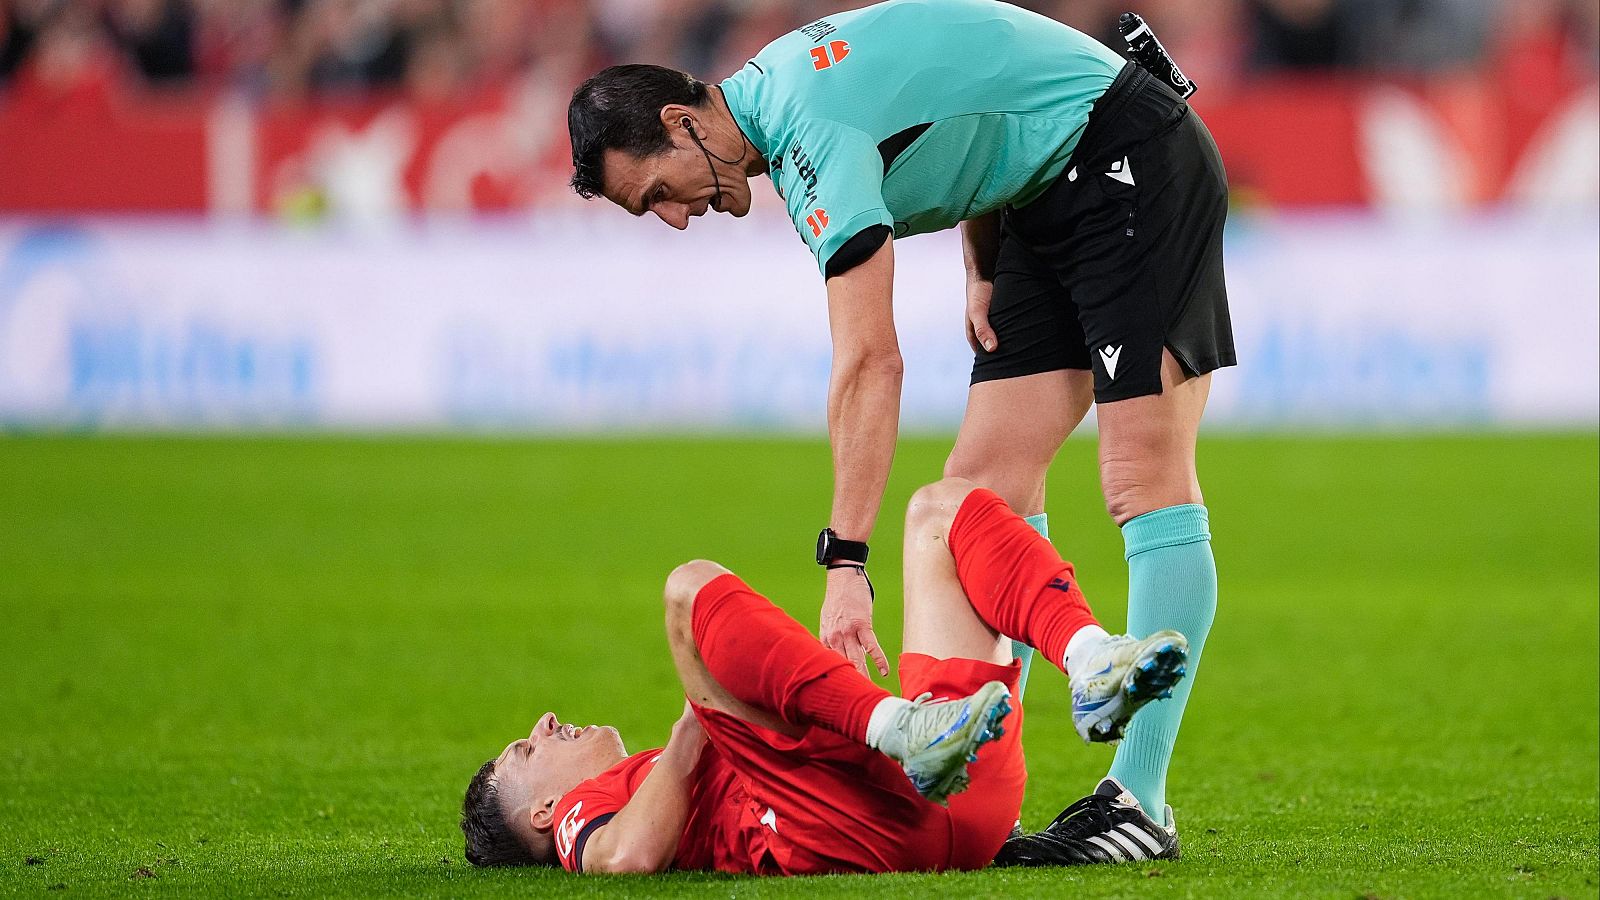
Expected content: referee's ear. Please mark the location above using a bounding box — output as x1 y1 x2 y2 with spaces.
659 104 701 143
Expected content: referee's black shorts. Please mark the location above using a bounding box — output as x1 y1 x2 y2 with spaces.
971 62 1236 402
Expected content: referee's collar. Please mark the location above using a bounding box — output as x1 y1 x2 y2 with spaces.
719 63 771 163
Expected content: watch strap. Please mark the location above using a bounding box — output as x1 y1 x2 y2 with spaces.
816 528 870 565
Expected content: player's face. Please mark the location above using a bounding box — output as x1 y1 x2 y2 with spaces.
603 139 753 231
493 711 628 813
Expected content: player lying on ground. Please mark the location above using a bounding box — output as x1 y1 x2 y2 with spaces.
460 478 1189 874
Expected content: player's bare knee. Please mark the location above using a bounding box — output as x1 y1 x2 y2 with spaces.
907 478 974 535
663 560 731 617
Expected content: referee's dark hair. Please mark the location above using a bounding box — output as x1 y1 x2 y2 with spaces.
568 64 710 200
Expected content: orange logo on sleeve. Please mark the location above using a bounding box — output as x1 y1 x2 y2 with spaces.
806 208 829 237
809 40 850 70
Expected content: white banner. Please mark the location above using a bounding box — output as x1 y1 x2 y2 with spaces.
0 212 1594 430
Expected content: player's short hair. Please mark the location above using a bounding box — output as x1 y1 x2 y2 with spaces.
568 64 710 200
460 759 545 867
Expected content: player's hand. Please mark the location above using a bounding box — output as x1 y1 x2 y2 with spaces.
820 567 889 678
672 701 707 751
965 277 998 354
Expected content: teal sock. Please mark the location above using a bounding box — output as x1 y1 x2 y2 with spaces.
1009 513 1049 699
1107 504 1216 816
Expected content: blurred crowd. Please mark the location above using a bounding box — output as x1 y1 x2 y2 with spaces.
1 0 1596 101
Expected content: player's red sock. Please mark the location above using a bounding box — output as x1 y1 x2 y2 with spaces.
691 573 890 742
947 488 1100 671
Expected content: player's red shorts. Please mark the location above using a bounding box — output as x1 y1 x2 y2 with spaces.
690 577 1026 874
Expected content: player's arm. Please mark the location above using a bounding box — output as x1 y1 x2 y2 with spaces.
960 211 1002 353
821 236 900 676
580 708 707 874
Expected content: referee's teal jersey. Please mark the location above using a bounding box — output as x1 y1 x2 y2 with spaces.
719 0 1124 275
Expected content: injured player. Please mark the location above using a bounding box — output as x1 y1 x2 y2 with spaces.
460 477 1188 874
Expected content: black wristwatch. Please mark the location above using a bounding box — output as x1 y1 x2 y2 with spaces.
815 528 870 566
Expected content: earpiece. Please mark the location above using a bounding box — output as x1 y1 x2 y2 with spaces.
680 108 751 204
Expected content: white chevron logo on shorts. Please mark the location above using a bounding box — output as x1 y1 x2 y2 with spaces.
1106 156 1135 186
1099 344 1123 380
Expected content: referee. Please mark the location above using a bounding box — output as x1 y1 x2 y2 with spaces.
566 0 1232 865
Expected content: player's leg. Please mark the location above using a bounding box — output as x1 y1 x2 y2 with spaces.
906 475 1187 731
899 483 1050 866
902 474 1018 667
661 559 1010 805
903 477 1098 671
662 560 802 737
663 559 875 739
947 233 1094 695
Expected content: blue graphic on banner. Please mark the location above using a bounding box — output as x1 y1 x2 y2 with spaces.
441 324 835 427
1236 318 1491 424
0 225 318 425
440 320 973 428
0 214 1589 431
66 318 315 416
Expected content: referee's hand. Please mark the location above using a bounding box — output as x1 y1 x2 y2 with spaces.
965 278 999 354
820 567 889 678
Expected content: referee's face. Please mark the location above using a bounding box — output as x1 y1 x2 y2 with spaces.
602 140 752 230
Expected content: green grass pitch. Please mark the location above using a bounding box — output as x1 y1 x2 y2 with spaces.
2 433 1596 898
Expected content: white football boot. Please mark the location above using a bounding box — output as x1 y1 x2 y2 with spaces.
1069 630 1188 743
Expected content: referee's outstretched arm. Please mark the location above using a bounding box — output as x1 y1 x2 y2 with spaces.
819 237 899 680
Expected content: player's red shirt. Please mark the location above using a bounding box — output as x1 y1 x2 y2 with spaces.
550 747 778 874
